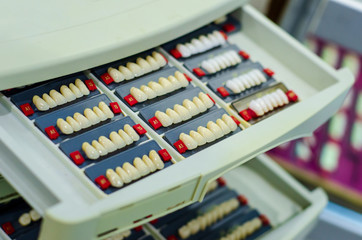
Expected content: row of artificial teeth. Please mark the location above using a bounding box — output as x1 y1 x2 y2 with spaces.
201 50 241 74
178 198 240 239
129 71 189 102
82 124 140 160
248 89 289 117
32 79 90 111
219 217 262 240
176 30 226 58
18 209 41 227
107 51 167 83
102 230 131 240
154 92 214 127
105 150 165 188
225 69 267 94
56 101 114 135
179 114 238 150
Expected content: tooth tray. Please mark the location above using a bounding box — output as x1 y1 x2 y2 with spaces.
0 2 353 240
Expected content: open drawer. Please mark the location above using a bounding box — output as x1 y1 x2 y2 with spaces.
0 2 353 240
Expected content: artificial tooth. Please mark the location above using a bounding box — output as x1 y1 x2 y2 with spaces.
142 155 157 172
124 124 140 141
75 79 90 95
174 71 189 87
207 121 224 138
109 131 126 149
33 95 49 111
18 213 31 226
176 43 191 58
136 57 153 73
118 129 133 145
222 114 238 131
108 67 125 83
56 118 74 135
191 38 205 52
73 112 91 129
192 97 207 112
140 85 157 99
155 110 173 127
98 101 114 119
225 80 241 93
84 108 100 125
146 55 160 71
223 51 236 66
188 219 200 234
29 210 41 221
214 56 227 69
98 136 117 153
276 89 289 104
189 130 206 146
92 106 108 121
244 74 256 87
148 81 165 96
133 157 150 176
167 75 182 90
127 62 144 77
82 142 100 159
115 166 132 184
233 77 246 91
248 71 262 85
166 108 182 124
261 96 274 111
213 30 226 45
158 77 174 93
198 92 214 108
183 99 200 116
174 104 192 121
179 226 191 240
130 87 148 102
42 93 57 108
256 99 269 113
249 100 264 117
218 55 231 68
216 118 231 135
118 65 135 80
60 85 76 102
106 169 124 188
197 126 216 143
152 51 167 67
49 90 67 105
185 42 198 55
66 116 81 132
265 93 278 108
92 140 108 156
149 150 164 169
207 33 220 47
69 83 83 98
201 60 216 73
122 162 141 180
179 133 198 150
254 70 267 82
230 51 241 64
271 92 284 106
199 35 213 50
208 59 221 72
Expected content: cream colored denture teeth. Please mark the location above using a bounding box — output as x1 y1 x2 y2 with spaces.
118 129 133 145
122 162 141 180
84 108 100 125
140 85 157 99
180 133 198 150
136 57 152 74
183 99 200 116
207 121 224 139
49 89 67 105
168 75 182 89
197 126 216 143
146 55 160 71
193 97 207 113
152 51 167 67
69 83 83 98
82 142 100 160
106 169 124 188
189 130 206 146
175 71 189 87
198 92 214 108
98 101 114 119
222 114 238 131
57 118 74 135
149 150 164 169
92 140 108 156
219 217 262 240
92 106 107 121
29 209 41 221
108 67 125 83
133 157 150 176
127 62 144 77
155 110 173 127
119 66 134 80
42 93 57 108
148 81 166 96
142 155 157 172
216 119 231 135
33 95 49 111
19 213 31 226
178 198 240 239
99 136 117 153
75 79 90 95
174 104 192 121
158 77 174 93
130 87 148 102
109 131 126 149
124 124 140 141
60 85 76 102
115 166 132 184
166 108 182 124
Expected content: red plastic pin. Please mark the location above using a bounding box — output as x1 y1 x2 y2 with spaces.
222 23 236 33
193 68 206 77
133 124 147 135
167 235 178 240
84 79 97 91
217 87 230 97
148 116 162 130
238 50 250 60
174 140 188 154
161 53 168 63
110 102 122 114
286 90 298 102
158 149 172 161
239 109 252 121
207 94 215 103
259 214 270 226
231 116 241 125
95 175 110 190
263 68 274 77
124 94 138 106
2 222 15 235
184 73 192 82
100 73 114 85
20 103 34 116
134 226 143 232
170 49 182 59
45 126 59 140
237 195 248 205
217 177 227 186
70 151 85 165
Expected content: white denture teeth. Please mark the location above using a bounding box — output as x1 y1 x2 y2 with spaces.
254 69 267 82
256 99 269 113
225 80 241 93
222 114 237 131
92 106 107 121
115 166 132 184
148 81 165 96
261 96 274 111
98 136 117 153
66 116 81 132
149 150 164 169
92 140 108 156
198 92 214 108
214 56 227 69
130 87 148 102
73 112 91 129
244 74 256 87
199 35 213 50
213 30 226 44
249 100 264 116
201 60 215 74
29 210 41 221
216 119 231 135
33 95 49 111
233 77 246 91
167 75 181 90
191 38 205 52
84 108 100 125
119 66 135 80
49 90 67 105
140 85 157 99
183 99 200 116
229 51 242 64
108 67 125 83
56 118 74 135
127 62 144 77
136 57 152 73
18 213 31 226
69 83 83 98
155 110 173 127
174 104 192 121
75 79 90 95
142 155 157 172
179 226 191 239
98 101 114 119
82 142 100 159
109 131 126 149
249 71 262 85
60 85 76 102
166 108 182 124
146 56 160 71
209 59 221 72
122 162 141 180
264 93 278 108
185 43 198 54
118 129 133 145
42 93 57 108
124 124 140 141
175 71 189 87
106 169 123 188
193 97 207 113
207 121 224 139
180 133 198 150
152 51 167 67
197 126 216 143
271 92 284 106
158 77 174 93
133 157 150 176
177 43 191 58
238 76 250 89
189 130 206 146
276 89 289 104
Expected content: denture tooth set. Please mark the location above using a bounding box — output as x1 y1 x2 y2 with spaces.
201 50 242 74
225 69 267 94
219 217 263 240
